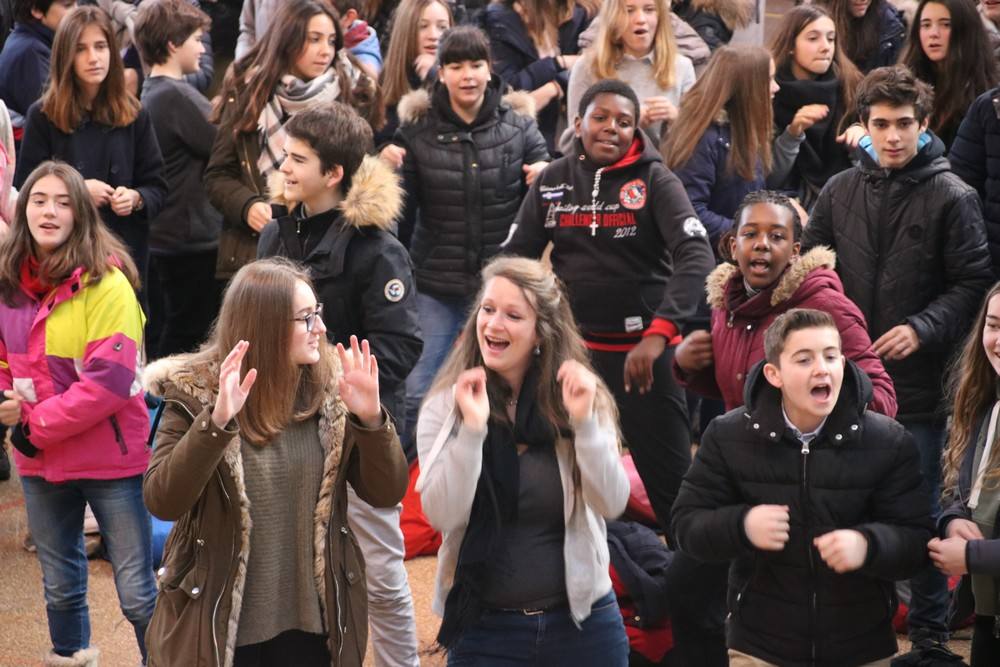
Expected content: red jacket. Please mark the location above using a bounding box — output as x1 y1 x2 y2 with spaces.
675 246 897 416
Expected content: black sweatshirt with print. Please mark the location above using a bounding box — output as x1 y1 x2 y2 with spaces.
504 132 714 349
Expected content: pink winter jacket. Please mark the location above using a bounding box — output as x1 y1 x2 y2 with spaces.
0 265 150 482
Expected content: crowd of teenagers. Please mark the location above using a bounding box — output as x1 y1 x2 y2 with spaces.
7 0 1000 665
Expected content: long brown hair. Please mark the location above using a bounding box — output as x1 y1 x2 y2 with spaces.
40 6 140 134
0 161 140 304
498 0 576 53
662 45 773 180
900 0 999 138
212 0 346 133
187 258 337 446
592 0 677 89
821 0 886 69
428 256 619 436
943 282 1000 495
380 0 453 109
769 4 863 133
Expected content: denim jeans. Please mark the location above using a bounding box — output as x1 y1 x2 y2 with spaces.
21 474 157 661
403 291 469 445
897 417 950 643
446 592 629 666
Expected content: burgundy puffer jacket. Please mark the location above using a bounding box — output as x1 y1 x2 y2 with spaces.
675 246 897 416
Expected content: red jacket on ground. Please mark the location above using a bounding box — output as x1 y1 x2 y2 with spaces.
675 246 897 416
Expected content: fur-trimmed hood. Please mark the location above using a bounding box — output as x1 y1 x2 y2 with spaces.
396 85 537 126
689 0 756 29
706 245 838 309
143 353 347 667
266 154 402 230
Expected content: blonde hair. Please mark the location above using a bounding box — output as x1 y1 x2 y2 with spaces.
429 256 619 435
380 0 453 109
592 0 677 89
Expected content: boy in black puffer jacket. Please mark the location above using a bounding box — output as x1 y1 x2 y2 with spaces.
672 308 934 667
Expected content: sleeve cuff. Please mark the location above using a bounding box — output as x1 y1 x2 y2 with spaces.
12 423 39 457
644 318 682 345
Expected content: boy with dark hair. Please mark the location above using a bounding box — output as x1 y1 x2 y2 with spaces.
0 0 76 142
135 0 222 358
257 103 422 667
802 64 994 663
672 308 934 667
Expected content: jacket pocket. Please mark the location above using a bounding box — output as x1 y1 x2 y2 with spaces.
109 416 127 455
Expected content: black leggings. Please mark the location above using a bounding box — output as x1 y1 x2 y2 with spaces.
234 630 331 667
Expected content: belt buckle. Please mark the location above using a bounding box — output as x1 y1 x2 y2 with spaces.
522 608 546 616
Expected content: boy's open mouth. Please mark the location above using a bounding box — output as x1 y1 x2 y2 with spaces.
810 383 832 401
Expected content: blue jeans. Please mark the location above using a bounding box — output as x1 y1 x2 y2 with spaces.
447 592 629 666
403 291 469 445
21 475 157 660
897 418 950 643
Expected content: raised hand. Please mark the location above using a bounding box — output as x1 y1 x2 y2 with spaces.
212 340 257 429
336 335 382 428
814 530 868 573
558 360 597 423
454 366 490 432
744 504 790 551
788 104 829 138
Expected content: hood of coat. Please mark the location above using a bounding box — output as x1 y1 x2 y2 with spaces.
267 153 402 230
857 130 950 182
397 81 537 127
741 356 873 445
143 354 348 667
689 0 756 29
706 246 838 310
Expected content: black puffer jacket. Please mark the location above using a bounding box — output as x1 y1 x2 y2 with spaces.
949 86 1000 270
801 134 994 418
672 360 934 667
395 78 550 298
852 2 906 74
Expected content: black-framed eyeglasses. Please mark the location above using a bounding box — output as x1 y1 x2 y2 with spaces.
292 304 324 333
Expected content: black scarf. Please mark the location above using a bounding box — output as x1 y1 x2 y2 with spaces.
436 366 558 647
772 64 852 193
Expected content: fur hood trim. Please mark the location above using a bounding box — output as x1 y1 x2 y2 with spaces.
396 86 537 126
705 245 837 309
143 355 347 667
690 0 756 29
267 154 402 230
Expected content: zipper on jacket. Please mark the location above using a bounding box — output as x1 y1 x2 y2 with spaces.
334 526 346 659
801 438 818 666
109 416 127 455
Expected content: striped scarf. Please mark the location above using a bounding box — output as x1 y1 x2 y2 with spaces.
256 68 344 180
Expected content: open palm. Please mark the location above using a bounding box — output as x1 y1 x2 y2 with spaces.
336 336 382 428
213 340 257 428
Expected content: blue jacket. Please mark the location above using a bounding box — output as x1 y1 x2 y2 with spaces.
672 121 765 252
0 21 54 129
483 2 590 154
950 86 1000 272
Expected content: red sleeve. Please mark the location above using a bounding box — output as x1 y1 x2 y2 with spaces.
644 318 682 345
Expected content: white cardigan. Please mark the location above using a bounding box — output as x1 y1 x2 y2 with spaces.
416 388 630 624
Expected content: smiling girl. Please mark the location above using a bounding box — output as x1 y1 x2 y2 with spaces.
393 25 549 447
376 0 452 152
14 5 166 283
673 189 896 416
934 283 1000 666
0 161 153 666
768 4 863 208
563 0 695 149
205 0 378 279
416 256 630 664
900 0 998 149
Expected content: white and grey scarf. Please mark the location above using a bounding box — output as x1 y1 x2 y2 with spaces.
256 66 347 180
